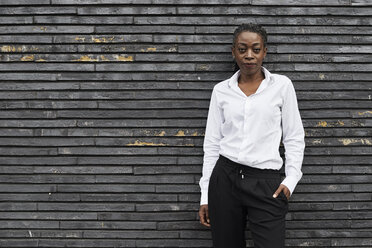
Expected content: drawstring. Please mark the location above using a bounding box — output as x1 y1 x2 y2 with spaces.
230 164 244 194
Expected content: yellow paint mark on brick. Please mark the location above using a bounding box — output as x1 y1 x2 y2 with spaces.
337 120 345 126
40 26 47 31
1 45 16 52
72 55 98 62
339 138 359 146
115 55 133 61
185 143 195 146
126 140 166 146
175 130 185 136
21 55 34 61
198 64 209 71
156 131 166 136
316 121 328 127
191 132 198 136
140 49 145 52
91 36 115 43
319 73 325 80
340 138 372 146
358 111 372 116
312 139 323 145
36 58 46 62
122 47 126 51
75 37 85 42
100 55 110 61
147 47 157 52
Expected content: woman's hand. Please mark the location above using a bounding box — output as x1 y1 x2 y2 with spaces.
273 184 290 200
199 204 210 227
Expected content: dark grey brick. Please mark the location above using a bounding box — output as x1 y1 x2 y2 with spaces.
0 0 49 4
0 35 53 43
77 44 177 53
0 203 37 211
0 25 94 34
54 34 151 43
178 6 371 16
135 239 212 247
37 239 136 247
83 230 179 239
95 137 202 147
95 25 195 34
0 63 94 71
35 16 134 24
57 184 155 193
76 119 206 128
80 193 177 202
251 0 350 5
52 0 151 4
60 220 155 229
0 137 95 146
0 184 57 193
0 7 76 14
0 239 39 247
352 0 372 5
0 175 96 183
95 175 195 184
0 193 80 201
136 203 199 212
0 212 96 220
134 165 202 175
77 6 176 15
56 109 208 119
97 212 195 221
0 220 59 229
0 73 57 81
33 165 133 174
0 120 77 128
38 203 135 211
155 185 200 193
0 147 58 156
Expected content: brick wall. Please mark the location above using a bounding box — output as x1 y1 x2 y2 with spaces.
0 0 371 247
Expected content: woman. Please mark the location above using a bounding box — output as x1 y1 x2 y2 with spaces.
198 23 305 248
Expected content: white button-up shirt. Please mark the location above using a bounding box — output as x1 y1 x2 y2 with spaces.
200 67 305 205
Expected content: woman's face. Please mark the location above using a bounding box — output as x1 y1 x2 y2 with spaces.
232 31 267 76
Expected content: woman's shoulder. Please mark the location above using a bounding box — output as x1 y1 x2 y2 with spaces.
270 72 292 85
212 77 231 92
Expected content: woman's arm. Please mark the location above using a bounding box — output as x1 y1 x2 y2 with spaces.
199 87 224 205
280 80 305 196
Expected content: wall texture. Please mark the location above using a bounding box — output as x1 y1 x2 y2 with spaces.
0 0 371 247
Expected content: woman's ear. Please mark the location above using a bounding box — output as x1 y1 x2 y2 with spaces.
263 46 268 59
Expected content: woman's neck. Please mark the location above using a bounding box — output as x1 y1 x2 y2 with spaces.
238 70 265 85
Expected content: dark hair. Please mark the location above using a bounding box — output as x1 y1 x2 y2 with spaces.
232 23 268 72
232 23 267 48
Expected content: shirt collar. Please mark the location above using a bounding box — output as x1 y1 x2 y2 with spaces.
228 66 273 94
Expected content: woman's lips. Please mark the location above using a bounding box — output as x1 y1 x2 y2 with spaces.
243 63 256 68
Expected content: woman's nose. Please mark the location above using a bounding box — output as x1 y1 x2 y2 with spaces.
244 49 253 59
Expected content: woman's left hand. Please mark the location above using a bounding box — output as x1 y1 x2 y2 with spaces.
273 184 290 200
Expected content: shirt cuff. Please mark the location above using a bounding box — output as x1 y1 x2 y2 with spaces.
281 176 300 196
200 189 208 205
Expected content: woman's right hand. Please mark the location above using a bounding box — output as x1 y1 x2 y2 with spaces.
199 204 210 227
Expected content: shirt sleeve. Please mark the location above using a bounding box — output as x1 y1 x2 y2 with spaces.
199 86 223 205
280 80 305 195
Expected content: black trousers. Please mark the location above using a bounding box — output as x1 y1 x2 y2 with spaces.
208 155 288 248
